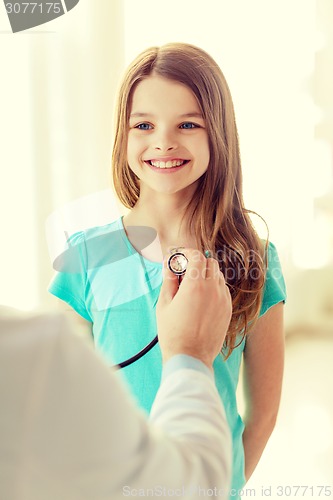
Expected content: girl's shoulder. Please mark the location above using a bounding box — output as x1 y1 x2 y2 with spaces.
67 217 122 246
58 218 124 272
260 239 287 316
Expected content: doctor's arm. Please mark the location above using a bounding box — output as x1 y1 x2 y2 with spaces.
0 249 233 500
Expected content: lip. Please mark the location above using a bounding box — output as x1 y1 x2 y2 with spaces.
145 157 190 162
144 160 190 174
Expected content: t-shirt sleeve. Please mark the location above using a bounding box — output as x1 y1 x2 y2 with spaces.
260 241 287 317
48 231 92 322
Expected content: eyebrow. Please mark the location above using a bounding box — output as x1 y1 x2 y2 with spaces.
130 112 204 119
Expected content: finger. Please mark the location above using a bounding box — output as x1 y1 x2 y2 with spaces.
223 279 232 304
218 269 231 297
204 258 230 296
158 252 180 304
205 257 221 281
180 248 206 283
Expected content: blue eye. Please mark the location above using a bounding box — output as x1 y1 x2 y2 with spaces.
180 122 198 129
136 123 152 130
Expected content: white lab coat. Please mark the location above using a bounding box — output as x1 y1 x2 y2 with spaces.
0 311 231 500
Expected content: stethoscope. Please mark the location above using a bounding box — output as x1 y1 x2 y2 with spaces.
115 249 188 369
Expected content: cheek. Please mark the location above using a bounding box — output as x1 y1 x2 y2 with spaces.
127 137 144 174
189 133 210 161
198 137 210 165
127 135 145 159
126 138 136 166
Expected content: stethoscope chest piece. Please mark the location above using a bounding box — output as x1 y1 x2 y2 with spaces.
167 249 188 276
115 248 188 369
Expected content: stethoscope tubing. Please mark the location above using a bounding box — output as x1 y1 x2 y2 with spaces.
115 335 159 369
114 251 188 369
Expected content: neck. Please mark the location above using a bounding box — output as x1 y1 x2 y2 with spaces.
127 191 192 239
122 191 199 259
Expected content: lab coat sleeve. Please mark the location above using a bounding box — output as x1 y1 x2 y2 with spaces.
0 312 231 500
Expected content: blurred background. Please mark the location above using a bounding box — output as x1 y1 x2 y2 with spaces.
0 0 332 496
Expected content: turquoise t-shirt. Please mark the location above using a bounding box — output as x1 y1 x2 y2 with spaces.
48 216 286 498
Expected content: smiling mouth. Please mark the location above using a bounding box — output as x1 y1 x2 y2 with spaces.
145 159 190 169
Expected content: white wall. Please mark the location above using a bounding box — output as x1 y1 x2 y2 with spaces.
124 0 333 332
1 0 332 333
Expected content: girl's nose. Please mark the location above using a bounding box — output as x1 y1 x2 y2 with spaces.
154 131 178 151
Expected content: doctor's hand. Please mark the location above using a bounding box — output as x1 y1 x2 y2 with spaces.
156 248 232 369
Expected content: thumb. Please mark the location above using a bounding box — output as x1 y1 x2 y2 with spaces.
158 253 179 305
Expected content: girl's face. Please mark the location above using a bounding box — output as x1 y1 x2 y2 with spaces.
127 75 210 198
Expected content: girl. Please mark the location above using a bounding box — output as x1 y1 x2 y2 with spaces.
49 43 286 498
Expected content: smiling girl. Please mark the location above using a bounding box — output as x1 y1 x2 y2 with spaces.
49 43 286 499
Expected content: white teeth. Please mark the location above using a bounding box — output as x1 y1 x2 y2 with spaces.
150 160 186 168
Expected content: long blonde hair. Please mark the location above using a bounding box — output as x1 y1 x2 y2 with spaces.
112 43 267 358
